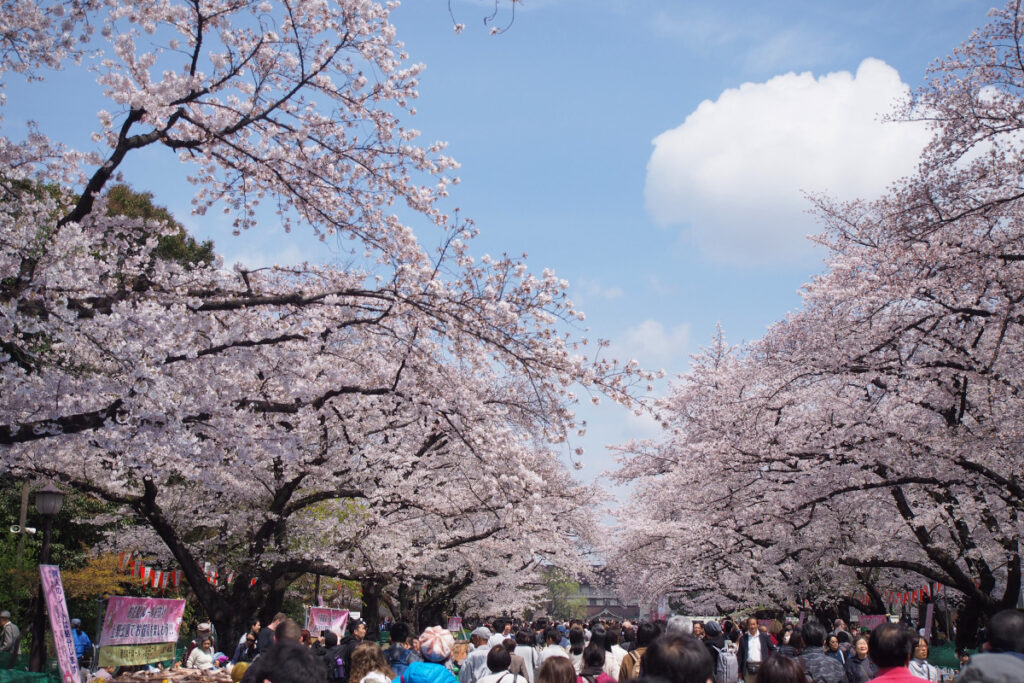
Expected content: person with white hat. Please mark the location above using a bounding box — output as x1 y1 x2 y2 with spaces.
0 610 21 668
458 627 494 683
182 621 216 666
71 618 92 667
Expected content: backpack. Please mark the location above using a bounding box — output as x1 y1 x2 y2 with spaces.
387 646 413 676
712 644 738 683
326 647 345 680
626 650 642 678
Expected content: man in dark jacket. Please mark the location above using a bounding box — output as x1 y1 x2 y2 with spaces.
321 631 345 681
958 609 1024 683
337 619 367 683
703 621 737 683
737 618 775 683
258 613 287 654
798 621 844 683
386 622 421 676
242 640 327 683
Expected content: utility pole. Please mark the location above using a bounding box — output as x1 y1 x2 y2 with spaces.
15 481 29 566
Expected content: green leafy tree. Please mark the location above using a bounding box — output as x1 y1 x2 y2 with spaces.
105 185 215 267
543 568 587 621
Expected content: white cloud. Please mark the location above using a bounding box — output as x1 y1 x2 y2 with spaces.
648 275 677 296
644 58 932 265
220 243 309 270
609 319 691 375
650 8 837 73
571 277 625 308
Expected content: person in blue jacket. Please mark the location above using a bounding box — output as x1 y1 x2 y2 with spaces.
394 626 457 683
71 618 92 666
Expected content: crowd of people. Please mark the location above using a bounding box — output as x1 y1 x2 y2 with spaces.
4 605 1022 683
157 608 1022 683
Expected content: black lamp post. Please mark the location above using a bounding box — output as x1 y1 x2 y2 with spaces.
28 483 65 672
93 591 109 672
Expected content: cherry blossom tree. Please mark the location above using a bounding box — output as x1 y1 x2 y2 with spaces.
0 0 646 644
611 2 1024 643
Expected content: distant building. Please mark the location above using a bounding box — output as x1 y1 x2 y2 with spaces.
579 579 641 621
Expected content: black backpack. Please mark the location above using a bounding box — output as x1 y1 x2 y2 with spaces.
325 646 345 680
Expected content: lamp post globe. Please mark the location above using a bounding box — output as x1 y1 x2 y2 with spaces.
34 484 65 518
28 483 65 672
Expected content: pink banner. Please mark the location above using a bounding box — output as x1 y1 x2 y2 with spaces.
39 565 80 683
99 596 185 646
858 615 889 630
307 607 349 637
447 617 463 633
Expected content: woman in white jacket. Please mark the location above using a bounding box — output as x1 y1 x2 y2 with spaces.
186 637 216 670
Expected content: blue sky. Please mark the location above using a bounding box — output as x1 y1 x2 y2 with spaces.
384 0 987 491
4 0 991 494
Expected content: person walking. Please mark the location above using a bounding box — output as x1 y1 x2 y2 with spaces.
738 618 775 683
0 611 21 669
71 618 92 668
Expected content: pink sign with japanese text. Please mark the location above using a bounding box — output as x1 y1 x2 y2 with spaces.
858 615 890 630
99 596 186 646
39 565 80 683
307 607 349 637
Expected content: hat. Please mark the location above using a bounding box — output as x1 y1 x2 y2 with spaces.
704 621 722 637
197 622 212 632
0 611 10 619
419 626 454 662
71 618 81 627
471 626 493 640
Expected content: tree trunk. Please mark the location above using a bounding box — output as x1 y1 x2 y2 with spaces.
418 603 447 631
394 582 417 627
955 599 983 649
258 580 289 634
362 580 382 642
209 610 245 659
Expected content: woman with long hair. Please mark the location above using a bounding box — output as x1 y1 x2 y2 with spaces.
588 626 618 680
568 628 586 673
577 644 615 683
605 628 626 680
350 641 396 683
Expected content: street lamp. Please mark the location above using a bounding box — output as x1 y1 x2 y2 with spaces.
93 592 109 673
29 483 65 672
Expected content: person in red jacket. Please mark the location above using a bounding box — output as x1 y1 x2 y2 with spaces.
866 623 919 683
